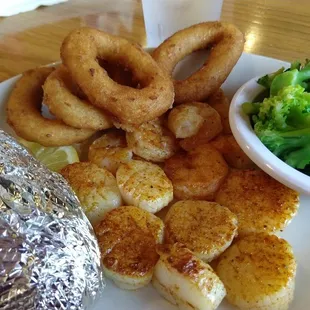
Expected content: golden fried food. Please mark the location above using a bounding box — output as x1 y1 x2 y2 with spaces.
6 67 94 146
116 160 173 213
210 134 255 169
60 162 122 226
153 243 226 309
61 27 174 127
95 206 164 290
43 65 112 130
126 118 179 162
88 129 133 174
167 102 222 151
216 233 296 310
99 59 139 88
215 169 299 235
164 201 238 262
164 145 229 200
152 22 245 104
207 89 231 134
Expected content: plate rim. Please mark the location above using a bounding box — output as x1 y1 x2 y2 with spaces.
0 51 308 310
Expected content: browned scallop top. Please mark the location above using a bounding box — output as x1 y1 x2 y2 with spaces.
95 206 164 276
164 201 238 254
215 169 299 234
60 162 110 193
217 233 296 296
158 243 218 288
164 145 229 194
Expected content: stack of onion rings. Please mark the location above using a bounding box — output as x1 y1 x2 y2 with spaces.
61 27 175 127
6 67 95 146
43 65 113 131
152 21 245 104
6 22 245 149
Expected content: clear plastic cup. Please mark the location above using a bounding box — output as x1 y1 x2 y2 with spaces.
142 0 224 47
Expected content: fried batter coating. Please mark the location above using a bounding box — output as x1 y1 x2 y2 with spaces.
61 27 174 127
43 65 112 130
153 22 245 104
6 67 94 146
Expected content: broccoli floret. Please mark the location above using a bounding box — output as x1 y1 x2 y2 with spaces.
285 144 310 169
257 67 285 88
270 67 310 96
251 85 310 169
242 102 261 115
256 60 310 95
258 128 310 169
242 60 310 171
289 60 301 71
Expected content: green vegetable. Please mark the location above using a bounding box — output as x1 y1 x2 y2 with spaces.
250 85 310 169
285 144 310 169
242 102 260 115
242 60 310 172
289 60 301 71
259 128 310 169
256 60 310 96
270 68 310 96
252 88 270 103
254 85 310 130
257 67 285 88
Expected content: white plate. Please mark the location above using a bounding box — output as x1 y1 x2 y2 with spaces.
0 53 309 310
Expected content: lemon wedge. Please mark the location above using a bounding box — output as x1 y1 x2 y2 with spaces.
18 138 79 172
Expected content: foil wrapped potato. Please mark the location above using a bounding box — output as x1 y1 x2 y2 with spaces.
0 130 104 309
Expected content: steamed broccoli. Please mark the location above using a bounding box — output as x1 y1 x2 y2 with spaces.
258 128 310 169
257 67 285 88
249 85 310 169
257 60 310 96
271 68 310 96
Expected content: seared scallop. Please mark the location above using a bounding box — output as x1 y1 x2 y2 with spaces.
95 206 164 290
164 201 238 262
216 233 296 310
164 145 229 200
153 243 226 310
215 169 299 236
88 129 133 175
60 162 122 226
116 160 173 213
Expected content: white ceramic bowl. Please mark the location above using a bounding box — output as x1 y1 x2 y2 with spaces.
229 77 310 195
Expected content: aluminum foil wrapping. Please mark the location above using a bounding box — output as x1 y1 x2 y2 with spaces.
0 130 105 309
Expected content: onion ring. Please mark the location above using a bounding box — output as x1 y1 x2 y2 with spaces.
43 65 113 130
6 67 95 146
60 27 174 127
152 22 245 104
99 59 139 88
